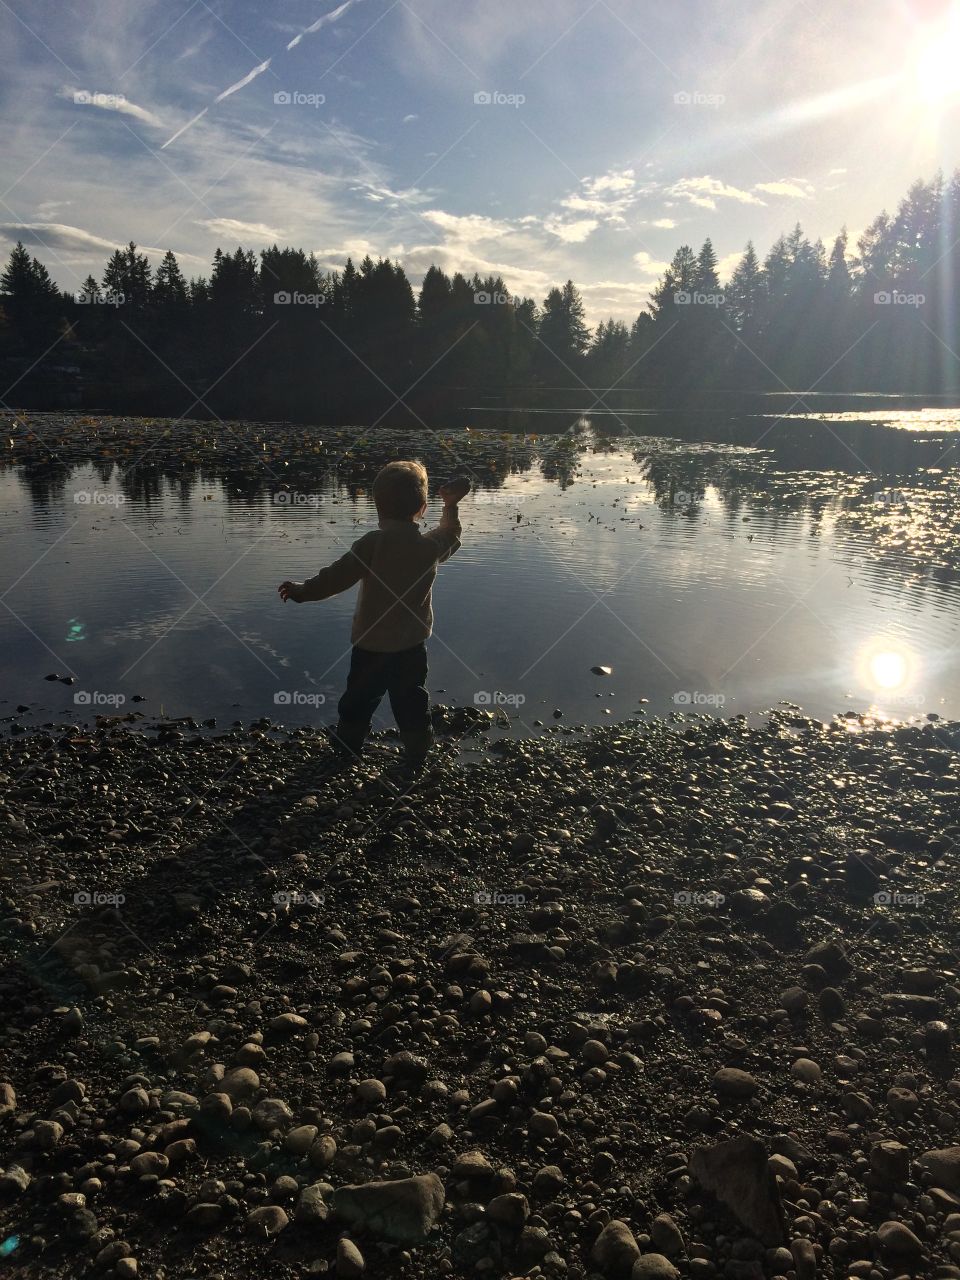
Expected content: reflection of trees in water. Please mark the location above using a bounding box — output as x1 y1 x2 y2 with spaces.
8 417 960 593
16 459 71 511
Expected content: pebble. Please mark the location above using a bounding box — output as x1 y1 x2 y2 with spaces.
591 1219 641 1275
877 1220 923 1255
246 1205 289 1237
713 1068 759 1099
336 1239 365 1277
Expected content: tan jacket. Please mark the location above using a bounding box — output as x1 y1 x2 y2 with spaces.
301 508 462 652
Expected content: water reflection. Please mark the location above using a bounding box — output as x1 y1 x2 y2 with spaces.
2 408 960 731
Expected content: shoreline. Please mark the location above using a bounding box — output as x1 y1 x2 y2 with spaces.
2 712 960 1278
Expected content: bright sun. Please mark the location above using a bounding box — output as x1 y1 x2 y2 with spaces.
858 639 917 698
869 649 907 690
914 15 960 106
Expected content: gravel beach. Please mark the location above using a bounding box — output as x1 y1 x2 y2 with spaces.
2 709 960 1279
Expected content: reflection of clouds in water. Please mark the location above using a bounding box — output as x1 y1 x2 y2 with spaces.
100 612 291 667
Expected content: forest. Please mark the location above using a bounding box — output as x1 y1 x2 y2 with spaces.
1 170 958 422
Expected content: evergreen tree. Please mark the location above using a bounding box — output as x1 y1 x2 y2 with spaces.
0 240 62 351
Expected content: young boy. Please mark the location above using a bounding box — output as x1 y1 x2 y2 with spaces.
278 461 469 768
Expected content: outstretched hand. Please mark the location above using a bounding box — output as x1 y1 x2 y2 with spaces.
439 476 471 505
278 580 304 603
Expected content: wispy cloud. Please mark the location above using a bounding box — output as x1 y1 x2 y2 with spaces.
0 222 206 265
668 175 766 210
60 86 164 130
196 217 284 241
755 178 814 199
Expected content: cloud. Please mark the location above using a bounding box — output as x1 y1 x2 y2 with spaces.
647 217 677 229
633 250 670 274
716 250 743 282
421 210 513 242
587 169 636 195
560 167 638 222
668 175 766 210
358 182 433 206
754 178 814 198
312 238 385 267
60 86 163 130
402 113 419 123
0 222 206 265
828 167 847 175
544 217 599 244
196 218 284 242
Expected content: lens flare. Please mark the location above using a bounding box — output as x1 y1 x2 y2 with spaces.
914 11 960 107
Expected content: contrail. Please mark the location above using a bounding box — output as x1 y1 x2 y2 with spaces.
160 0 370 149
287 0 364 50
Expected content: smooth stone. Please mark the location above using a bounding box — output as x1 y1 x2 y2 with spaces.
337 1239 365 1277
713 1068 758 1099
246 1205 289 1237
632 1254 680 1280
592 1219 641 1276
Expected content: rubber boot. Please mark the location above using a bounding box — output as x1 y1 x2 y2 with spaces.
329 720 369 758
399 727 434 771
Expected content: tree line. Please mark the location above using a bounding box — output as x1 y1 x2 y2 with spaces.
1 169 958 422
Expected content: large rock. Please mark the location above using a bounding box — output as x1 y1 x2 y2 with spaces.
330 1173 445 1243
632 1255 680 1280
917 1147 960 1192
689 1135 785 1246
591 1219 641 1276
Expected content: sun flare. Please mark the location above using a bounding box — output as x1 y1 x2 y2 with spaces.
858 639 917 699
914 12 960 107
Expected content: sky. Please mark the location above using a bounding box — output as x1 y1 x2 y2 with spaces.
1 0 959 325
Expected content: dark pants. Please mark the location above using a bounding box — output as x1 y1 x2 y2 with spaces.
335 643 432 757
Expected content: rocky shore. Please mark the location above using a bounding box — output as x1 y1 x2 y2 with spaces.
2 709 960 1280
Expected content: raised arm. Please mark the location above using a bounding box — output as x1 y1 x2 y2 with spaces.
424 478 469 564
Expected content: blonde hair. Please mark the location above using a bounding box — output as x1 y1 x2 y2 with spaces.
372 460 428 520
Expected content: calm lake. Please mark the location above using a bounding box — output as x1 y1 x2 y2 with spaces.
3 398 960 739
